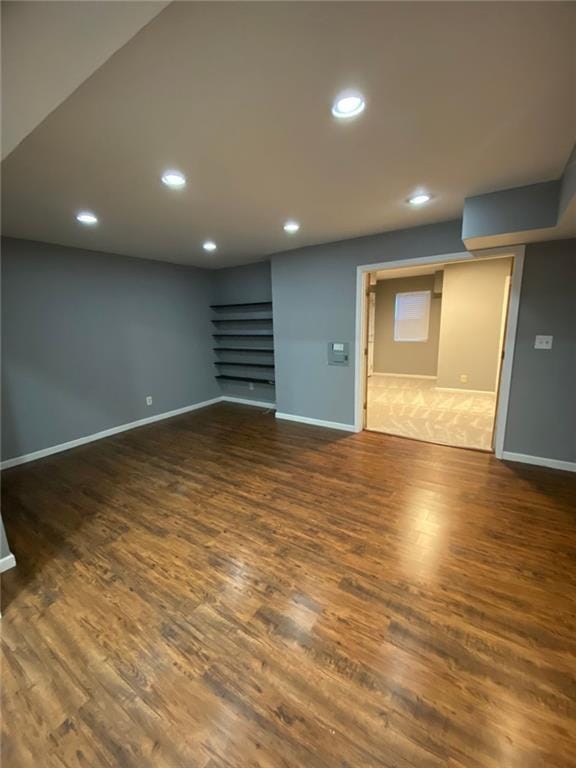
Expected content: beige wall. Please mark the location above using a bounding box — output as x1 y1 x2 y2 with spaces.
436 258 512 391
373 275 441 376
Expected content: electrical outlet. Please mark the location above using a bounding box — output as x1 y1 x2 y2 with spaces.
534 335 553 350
249 382 255 391
146 396 153 406
460 374 468 384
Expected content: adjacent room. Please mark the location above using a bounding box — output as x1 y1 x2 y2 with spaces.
365 256 513 450
1 3 575 768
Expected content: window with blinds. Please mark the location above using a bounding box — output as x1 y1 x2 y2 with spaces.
394 290 431 342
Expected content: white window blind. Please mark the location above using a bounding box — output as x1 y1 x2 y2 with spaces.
394 290 431 342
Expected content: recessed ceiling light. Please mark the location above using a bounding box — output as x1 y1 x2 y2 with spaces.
161 170 186 188
332 90 366 120
283 220 300 234
203 240 217 252
76 211 98 225
408 193 432 206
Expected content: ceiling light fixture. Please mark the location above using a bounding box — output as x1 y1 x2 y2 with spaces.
283 220 300 234
161 170 186 188
408 193 432 206
203 240 217 252
76 211 98 225
332 90 366 120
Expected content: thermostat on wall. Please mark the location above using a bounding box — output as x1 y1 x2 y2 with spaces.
534 335 553 350
328 342 349 366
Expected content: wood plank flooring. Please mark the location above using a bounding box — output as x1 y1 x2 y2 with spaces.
2 402 576 767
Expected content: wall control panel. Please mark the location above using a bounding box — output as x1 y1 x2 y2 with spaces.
328 341 350 366
534 335 553 350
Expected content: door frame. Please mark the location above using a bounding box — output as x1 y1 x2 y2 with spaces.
353 246 525 458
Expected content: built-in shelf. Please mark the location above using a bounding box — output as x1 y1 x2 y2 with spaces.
210 301 272 310
212 317 273 324
213 347 274 352
212 300 275 390
213 333 273 338
214 361 274 368
216 375 275 384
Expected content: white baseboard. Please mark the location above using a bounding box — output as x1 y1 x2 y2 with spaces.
275 412 358 433
0 396 223 470
501 452 576 473
0 553 16 574
220 396 276 409
370 373 437 380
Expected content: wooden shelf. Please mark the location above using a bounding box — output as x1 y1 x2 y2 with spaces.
216 375 275 385
212 317 273 324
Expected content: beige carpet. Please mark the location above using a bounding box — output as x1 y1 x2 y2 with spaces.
366 375 496 450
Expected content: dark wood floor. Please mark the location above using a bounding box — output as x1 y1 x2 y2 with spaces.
2 403 576 768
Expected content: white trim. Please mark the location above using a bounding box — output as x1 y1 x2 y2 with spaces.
354 247 525 460
275 412 357 432
0 397 223 470
502 452 576 473
0 396 280 471
466 245 526 261
493 250 524 458
0 553 16 574
220 396 276 409
370 373 437 380
495 274 512 390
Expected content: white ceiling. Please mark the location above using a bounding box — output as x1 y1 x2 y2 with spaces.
2 1 575 268
1 1 168 158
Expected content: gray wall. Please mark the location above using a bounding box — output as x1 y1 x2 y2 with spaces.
504 239 576 462
1 516 12 560
3 232 573 466
463 181 560 242
272 225 575 463
2 237 218 461
271 220 465 424
211 260 275 404
373 275 441 377
559 144 576 219
212 260 272 305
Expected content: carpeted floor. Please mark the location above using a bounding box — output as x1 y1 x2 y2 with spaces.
366 374 496 450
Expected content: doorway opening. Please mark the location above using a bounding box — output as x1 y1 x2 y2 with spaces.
356 251 523 453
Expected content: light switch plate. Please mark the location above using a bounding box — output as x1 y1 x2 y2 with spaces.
534 335 553 350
